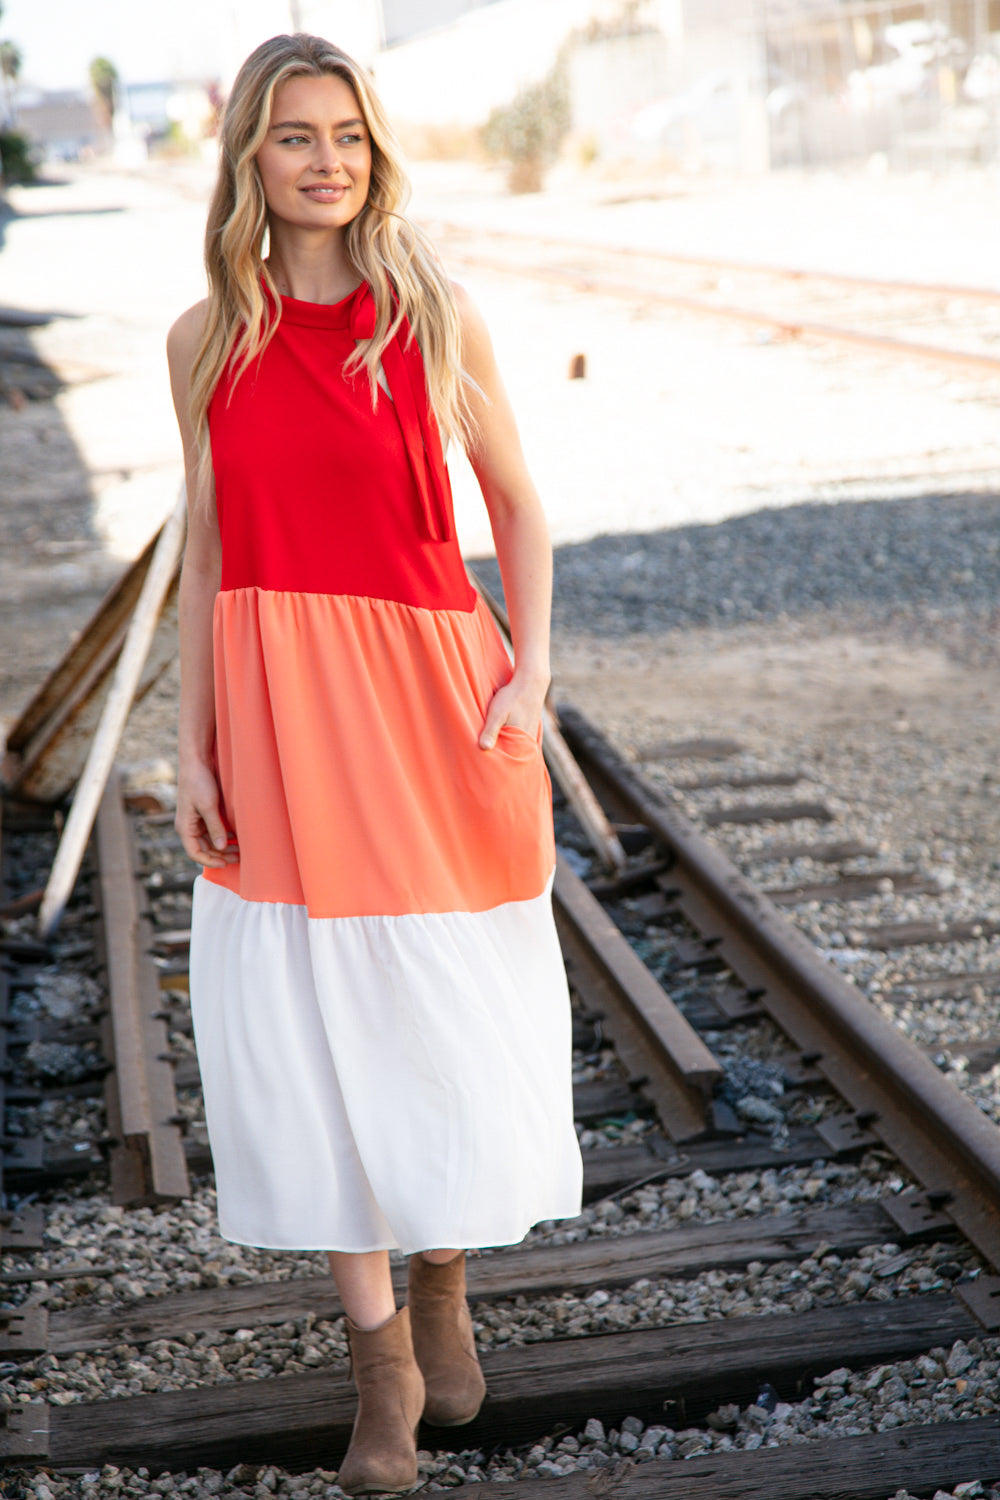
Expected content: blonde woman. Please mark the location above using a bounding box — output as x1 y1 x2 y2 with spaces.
168 32 582 1495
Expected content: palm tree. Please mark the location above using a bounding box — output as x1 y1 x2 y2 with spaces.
90 55 118 130
0 38 20 128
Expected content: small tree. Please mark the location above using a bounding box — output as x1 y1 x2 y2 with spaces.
0 127 35 183
0 37 20 127
90 55 118 129
481 60 570 193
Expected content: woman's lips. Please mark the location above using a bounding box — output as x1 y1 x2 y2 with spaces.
301 184 347 200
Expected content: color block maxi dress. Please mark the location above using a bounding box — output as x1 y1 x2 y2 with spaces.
189 282 583 1253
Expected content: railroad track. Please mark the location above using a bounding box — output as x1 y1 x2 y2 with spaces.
427 219 1000 382
2 695 1000 1493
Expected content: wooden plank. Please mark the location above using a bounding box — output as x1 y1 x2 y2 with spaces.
94 775 189 1207
49 1200 912 1354
676 771 801 792
3 528 161 757
437 1418 1000 1500
887 970 1000 1000
703 801 833 827
742 838 881 864
578 1123 882 1200
0 1402 49 1460
41 1294 979 1473
766 872 940 906
573 1079 654 1121
0 1205 45 1252
638 738 743 761
851 917 1000 951
9 577 181 804
38 491 186 932
554 854 721 1142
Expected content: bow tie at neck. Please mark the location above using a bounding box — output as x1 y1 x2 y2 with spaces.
270 278 454 545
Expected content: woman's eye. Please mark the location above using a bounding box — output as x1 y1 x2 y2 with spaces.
280 134 309 145
339 133 364 146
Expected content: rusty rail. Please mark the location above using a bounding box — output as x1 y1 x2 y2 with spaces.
553 852 721 1142
558 702 1000 1276
430 219 1000 306
435 227 1000 381
93 771 189 1207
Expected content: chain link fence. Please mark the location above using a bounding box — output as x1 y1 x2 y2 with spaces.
570 0 1000 170
760 0 1000 168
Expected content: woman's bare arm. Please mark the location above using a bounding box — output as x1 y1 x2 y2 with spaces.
455 285 553 751
167 304 238 868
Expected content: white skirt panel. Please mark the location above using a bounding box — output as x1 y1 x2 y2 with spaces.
189 875 583 1252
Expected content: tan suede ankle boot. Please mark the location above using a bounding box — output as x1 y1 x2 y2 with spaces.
338 1306 425 1496
407 1252 487 1426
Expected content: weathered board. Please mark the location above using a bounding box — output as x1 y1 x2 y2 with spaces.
49 1200 913 1354
37 1294 979 1472
703 801 833 827
439 1417 1000 1500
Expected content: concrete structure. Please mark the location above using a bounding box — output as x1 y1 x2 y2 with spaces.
10 88 105 161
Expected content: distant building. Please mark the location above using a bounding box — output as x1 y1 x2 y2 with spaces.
10 88 106 162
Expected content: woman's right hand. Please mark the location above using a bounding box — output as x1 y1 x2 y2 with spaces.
176 758 239 868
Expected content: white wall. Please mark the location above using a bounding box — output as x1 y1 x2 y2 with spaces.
374 0 610 126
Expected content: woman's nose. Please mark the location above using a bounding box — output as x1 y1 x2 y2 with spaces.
311 138 340 174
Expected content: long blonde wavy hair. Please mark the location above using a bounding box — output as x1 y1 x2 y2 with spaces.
189 33 475 480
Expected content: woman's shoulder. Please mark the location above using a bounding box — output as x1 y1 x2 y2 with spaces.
166 299 210 371
449 280 496 375
450 279 479 326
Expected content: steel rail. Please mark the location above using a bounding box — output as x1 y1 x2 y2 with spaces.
553 852 722 1142
557 702 1000 1275
438 241 1000 380
431 218 1000 306
93 771 190 1208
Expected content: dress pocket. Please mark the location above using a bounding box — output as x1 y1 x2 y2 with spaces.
495 722 542 757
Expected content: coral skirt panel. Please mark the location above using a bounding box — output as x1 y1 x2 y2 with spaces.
201 589 555 918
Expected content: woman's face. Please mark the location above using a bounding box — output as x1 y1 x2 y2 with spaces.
255 73 372 233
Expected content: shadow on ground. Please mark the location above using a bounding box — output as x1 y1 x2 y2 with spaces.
473 492 1000 647
0 306 120 727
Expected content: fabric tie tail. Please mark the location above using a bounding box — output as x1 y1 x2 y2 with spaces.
349 284 455 544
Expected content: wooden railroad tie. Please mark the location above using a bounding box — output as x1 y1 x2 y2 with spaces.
0 1293 981 1470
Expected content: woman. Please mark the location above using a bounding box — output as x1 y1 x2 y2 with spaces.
168 32 582 1496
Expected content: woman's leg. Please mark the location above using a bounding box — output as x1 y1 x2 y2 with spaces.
329 1250 424 1496
327 1249 396 1328
420 1247 461 1265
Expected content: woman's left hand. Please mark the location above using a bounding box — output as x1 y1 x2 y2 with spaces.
479 673 549 750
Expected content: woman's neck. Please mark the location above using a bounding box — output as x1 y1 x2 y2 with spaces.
266 227 359 305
